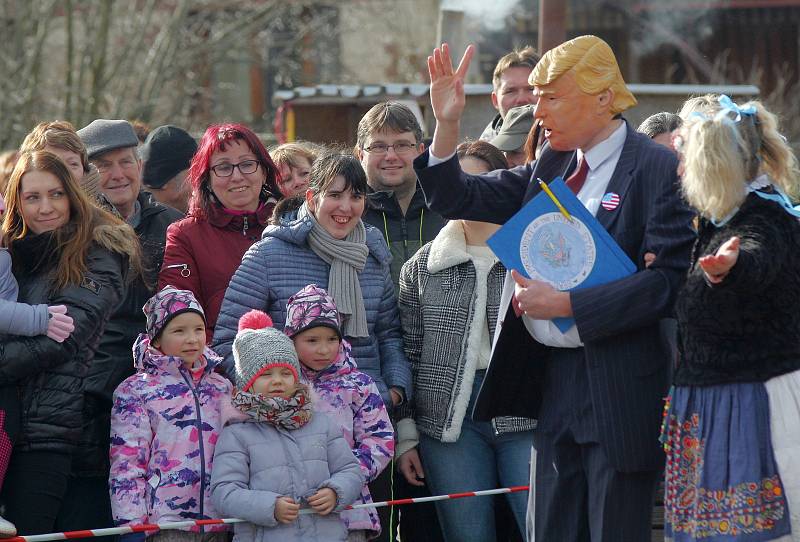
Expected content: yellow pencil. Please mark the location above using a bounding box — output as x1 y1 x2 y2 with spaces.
537 178 573 222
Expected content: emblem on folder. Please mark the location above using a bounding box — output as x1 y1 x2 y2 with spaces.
520 212 596 290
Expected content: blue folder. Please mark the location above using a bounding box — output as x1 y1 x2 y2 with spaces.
487 177 636 332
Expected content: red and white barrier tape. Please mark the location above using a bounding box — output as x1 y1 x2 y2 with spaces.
6 485 529 541
301 483 530 513
5 519 245 542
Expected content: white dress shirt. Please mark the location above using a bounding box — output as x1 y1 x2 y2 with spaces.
429 120 628 348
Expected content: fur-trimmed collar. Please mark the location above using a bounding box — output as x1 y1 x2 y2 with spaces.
427 220 472 273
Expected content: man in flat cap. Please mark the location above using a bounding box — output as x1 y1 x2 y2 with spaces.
68 119 182 534
140 125 197 214
413 36 695 540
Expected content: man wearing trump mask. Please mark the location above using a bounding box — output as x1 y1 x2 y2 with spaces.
411 35 695 540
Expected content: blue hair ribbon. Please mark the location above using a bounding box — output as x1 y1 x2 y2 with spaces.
688 95 757 124
716 95 756 122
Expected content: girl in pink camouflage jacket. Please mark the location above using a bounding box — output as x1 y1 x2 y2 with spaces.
284 285 395 541
109 286 232 542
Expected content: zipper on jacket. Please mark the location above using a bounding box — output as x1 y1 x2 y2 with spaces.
180 369 207 528
400 217 409 260
164 263 190 278
242 216 249 236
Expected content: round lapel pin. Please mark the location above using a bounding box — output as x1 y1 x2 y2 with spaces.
601 192 620 211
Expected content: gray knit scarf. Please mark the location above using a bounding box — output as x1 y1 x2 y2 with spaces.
298 202 369 337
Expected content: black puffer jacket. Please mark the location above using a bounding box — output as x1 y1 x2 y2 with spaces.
0 227 128 454
74 190 182 476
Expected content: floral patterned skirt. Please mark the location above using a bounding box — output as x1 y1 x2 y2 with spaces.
661 382 792 541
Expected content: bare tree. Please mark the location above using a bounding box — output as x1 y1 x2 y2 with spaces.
0 0 338 149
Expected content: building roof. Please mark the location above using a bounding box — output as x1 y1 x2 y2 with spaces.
273 83 759 105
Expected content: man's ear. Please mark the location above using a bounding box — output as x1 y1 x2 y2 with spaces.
491 91 500 111
354 145 363 162
597 88 614 115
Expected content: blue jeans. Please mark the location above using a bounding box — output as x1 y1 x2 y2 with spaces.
418 371 533 542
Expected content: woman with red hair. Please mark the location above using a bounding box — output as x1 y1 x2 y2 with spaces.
158 124 281 339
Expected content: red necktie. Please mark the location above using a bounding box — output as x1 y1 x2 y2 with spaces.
566 155 589 195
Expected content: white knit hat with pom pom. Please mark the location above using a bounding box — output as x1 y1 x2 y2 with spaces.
233 310 300 391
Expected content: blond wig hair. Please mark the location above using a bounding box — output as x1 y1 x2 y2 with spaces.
530 35 636 115
678 94 800 221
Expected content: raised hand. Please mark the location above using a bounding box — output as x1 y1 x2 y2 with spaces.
46 305 75 342
698 236 740 283
428 43 475 124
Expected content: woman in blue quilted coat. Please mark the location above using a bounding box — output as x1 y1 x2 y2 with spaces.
212 152 410 410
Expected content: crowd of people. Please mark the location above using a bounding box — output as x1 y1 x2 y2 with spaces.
0 33 798 542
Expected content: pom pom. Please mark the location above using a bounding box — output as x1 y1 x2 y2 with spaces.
238 310 273 332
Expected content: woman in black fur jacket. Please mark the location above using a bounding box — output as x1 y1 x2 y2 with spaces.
0 151 140 534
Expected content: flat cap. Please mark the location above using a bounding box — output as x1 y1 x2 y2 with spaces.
78 119 138 159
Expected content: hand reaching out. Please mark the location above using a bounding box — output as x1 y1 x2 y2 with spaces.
699 236 740 283
307 487 337 515
274 496 299 524
428 43 475 124
46 305 75 342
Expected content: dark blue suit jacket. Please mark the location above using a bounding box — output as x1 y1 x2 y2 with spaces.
413 123 696 472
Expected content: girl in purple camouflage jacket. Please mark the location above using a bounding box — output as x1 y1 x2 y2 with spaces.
285 285 395 541
109 286 232 542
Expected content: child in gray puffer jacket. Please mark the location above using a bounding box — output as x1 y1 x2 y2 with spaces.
210 310 364 542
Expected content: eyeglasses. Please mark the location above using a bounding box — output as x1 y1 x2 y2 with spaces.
210 160 260 177
362 142 417 155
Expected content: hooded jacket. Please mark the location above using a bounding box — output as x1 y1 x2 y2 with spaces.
0 223 130 453
109 335 232 530
211 402 365 542
159 199 276 340
302 339 394 535
212 212 411 407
